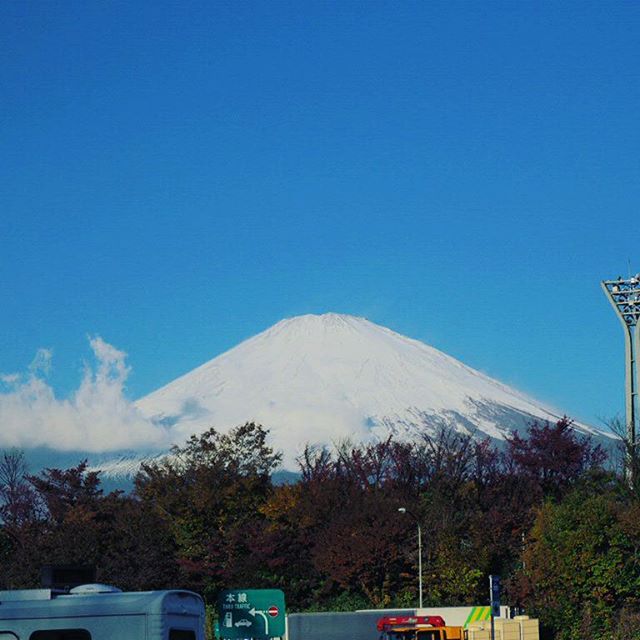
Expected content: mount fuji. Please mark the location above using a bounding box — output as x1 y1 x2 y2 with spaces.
119 313 609 472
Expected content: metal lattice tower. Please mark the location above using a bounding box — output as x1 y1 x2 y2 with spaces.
602 275 640 481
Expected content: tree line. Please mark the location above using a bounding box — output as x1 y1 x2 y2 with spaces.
1 419 640 640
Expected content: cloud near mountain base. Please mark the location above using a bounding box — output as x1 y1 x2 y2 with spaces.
0 337 171 452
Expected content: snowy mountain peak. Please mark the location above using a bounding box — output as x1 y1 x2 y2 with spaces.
253 313 378 341
271 312 367 327
134 313 610 469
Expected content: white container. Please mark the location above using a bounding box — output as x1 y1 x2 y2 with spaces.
466 625 490 640
514 616 540 640
494 619 520 640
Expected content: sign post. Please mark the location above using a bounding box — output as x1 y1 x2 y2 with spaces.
217 589 286 639
489 575 500 640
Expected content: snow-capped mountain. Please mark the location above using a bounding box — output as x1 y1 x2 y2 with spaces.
128 313 610 471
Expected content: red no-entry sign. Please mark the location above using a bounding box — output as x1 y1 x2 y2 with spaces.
268 606 279 617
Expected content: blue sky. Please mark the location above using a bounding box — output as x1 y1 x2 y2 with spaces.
1 0 639 434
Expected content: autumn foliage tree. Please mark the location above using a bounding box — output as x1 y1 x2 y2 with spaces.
0 456 179 590
506 417 607 500
1 416 635 640
0 449 42 588
134 422 282 601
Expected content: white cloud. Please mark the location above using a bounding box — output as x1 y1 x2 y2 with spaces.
29 348 53 376
0 373 21 385
0 338 171 452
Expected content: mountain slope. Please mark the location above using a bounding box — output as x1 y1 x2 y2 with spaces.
135 313 608 468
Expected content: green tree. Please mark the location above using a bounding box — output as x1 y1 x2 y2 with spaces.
517 487 640 640
135 422 281 602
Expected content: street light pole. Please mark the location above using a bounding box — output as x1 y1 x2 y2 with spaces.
602 275 640 485
398 507 423 609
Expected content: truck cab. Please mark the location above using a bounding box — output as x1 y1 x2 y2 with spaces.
377 616 464 640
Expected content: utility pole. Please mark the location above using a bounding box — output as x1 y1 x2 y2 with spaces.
489 575 501 640
602 275 640 484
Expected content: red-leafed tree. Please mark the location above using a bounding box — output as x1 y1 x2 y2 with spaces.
505 417 607 500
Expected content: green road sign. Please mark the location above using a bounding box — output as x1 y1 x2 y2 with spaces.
217 589 286 639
